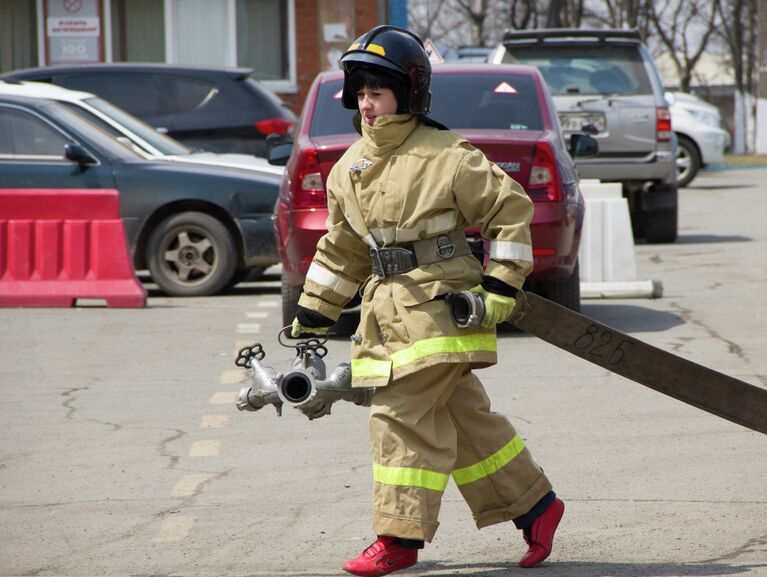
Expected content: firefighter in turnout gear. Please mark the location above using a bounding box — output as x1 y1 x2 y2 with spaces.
291 25 565 576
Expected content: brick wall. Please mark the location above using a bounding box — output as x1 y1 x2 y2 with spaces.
278 0 383 115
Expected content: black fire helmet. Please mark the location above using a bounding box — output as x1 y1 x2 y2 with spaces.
340 25 432 115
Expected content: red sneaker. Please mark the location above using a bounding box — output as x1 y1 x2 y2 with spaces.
519 498 565 568
343 536 418 576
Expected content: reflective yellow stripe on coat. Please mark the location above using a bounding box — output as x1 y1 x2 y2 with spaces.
352 333 496 376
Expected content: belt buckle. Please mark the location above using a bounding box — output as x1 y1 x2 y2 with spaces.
370 247 386 278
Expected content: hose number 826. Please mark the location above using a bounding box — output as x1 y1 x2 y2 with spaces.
573 324 632 366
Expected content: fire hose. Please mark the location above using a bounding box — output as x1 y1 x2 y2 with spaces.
234 292 767 433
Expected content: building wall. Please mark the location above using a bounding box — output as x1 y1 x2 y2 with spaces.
284 0 382 114
1 0 399 117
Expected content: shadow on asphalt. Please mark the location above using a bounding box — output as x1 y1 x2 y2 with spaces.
689 183 754 191
496 302 683 338
138 272 282 299
580 302 684 333
675 234 752 244
408 560 767 576
138 273 684 336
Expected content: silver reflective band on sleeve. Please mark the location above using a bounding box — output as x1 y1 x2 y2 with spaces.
306 262 360 298
489 240 533 262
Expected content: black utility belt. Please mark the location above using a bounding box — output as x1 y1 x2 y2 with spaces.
369 231 471 278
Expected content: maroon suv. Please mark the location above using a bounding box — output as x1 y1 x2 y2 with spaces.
272 63 595 331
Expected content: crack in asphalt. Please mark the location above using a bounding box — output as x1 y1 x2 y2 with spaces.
703 533 767 563
669 302 766 386
61 384 123 431
17 467 234 576
154 467 234 517
158 428 186 469
61 386 89 420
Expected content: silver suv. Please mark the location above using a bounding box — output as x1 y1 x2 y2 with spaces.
490 29 677 243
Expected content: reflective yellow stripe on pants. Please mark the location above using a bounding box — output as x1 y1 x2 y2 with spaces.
452 434 526 485
373 464 449 492
372 434 526 492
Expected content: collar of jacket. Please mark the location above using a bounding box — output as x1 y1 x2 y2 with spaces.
359 113 419 156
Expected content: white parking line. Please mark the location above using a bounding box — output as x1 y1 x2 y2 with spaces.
154 515 195 542
189 440 220 457
257 300 280 308
245 311 269 319
200 414 229 428
219 369 248 384
237 323 261 334
208 391 238 404
171 474 213 497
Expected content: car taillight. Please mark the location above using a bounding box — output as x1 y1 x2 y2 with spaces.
526 141 561 202
656 107 672 141
292 148 327 209
255 117 295 136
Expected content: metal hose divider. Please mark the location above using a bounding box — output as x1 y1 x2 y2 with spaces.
235 341 373 419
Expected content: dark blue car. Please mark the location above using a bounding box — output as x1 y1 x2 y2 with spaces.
0 94 280 296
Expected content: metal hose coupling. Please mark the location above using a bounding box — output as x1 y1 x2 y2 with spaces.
446 289 529 328
235 328 374 420
446 290 486 328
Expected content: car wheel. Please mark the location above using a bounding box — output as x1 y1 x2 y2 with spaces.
544 261 581 312
676 135 701 188
147 212 237 296
643 207 678 244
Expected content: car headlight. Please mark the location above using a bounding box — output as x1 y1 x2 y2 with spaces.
687 109 720 128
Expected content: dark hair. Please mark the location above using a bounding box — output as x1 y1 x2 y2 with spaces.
346 66 408 114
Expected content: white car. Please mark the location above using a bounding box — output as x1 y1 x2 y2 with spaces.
666 91 730 187
0 79 285 179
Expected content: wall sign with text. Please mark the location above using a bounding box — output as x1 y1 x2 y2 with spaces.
45 0 103 65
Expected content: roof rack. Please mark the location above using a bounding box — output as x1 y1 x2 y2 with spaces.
502 28 641 42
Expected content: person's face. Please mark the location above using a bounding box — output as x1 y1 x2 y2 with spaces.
357 85 398 126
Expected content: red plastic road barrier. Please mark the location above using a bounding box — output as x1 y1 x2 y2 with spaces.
0 189 146 308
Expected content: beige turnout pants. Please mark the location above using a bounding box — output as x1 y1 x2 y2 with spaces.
369 363 552 542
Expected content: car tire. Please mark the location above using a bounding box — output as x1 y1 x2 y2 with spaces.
676 135 701 188
544 261 581 312
643 207 678 244
147 211 237 296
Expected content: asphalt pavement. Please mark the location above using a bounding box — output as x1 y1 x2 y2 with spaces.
0 167 765 577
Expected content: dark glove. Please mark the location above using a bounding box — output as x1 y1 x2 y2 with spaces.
290 306 334 338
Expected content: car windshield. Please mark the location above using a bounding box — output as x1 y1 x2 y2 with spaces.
502 45 652 96
39 99 147 160
82 96 191 155
310 73 544 137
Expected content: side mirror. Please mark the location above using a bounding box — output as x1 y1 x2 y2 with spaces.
266 133 293 167
569 133 599 159
580 123 600 135
65 143 99 168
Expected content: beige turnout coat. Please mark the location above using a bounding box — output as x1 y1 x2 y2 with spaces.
298 114 534 389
